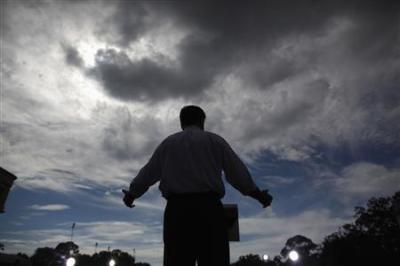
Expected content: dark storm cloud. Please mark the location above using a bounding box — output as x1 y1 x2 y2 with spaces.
100 1 149 47
62 44 84 67
87 0 341 101
88 47 215 101
87 0 399 102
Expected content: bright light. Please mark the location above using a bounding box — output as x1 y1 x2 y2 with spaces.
66 257 76 266
109 259 116 266
289 250 299 262
262 254 269 261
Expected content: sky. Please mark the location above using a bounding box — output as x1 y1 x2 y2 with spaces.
1 0 400 265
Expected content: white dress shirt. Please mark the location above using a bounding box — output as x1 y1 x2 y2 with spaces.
129 126 258 199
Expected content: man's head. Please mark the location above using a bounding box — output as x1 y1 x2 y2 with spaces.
180 105 206 130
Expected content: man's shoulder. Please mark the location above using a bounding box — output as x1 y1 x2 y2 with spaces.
164 131 183 140
160 131 184 145
204 130 226 141
203 131 231 148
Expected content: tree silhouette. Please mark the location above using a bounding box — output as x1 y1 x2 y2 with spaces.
319 191 400 266
75 253 91 266
271 256 283 266
231 254 267 266
29 243 141 266
280 235 318 266
91 250 136 266
55 241 79 256
17 253 30 260
30 247 58 266
280 235 317 257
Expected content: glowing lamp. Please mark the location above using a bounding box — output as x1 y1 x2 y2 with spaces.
288 250 299 262
262 254 269 261
66 257 76 266
109 259 116 266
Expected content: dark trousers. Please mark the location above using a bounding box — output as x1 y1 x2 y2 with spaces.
163 193 230 266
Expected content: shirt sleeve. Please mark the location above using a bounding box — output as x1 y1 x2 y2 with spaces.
128 143 164 199
220 138 258 195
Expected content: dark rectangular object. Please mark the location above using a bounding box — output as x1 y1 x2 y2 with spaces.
0 167 17 213
224 204 239 242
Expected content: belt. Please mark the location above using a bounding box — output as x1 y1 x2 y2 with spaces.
167 191 221 200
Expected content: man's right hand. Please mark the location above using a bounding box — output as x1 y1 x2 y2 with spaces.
122 189 136 208
258 189 273 208
249 189 273 208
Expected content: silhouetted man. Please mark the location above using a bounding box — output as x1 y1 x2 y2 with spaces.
123 105 272 266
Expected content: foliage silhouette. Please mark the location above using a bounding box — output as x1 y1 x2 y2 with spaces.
280 235 317 257
75 254 91 266
55 241 79 256
91 249 136 266
30 247 58 266
231 254 267 266
231 191 400 266
319 191 400 266
28 243 148 266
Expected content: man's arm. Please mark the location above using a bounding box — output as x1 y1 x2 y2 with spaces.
123 143 164 208
220 138 273 208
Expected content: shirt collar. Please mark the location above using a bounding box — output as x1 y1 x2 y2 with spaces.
183 125 203 131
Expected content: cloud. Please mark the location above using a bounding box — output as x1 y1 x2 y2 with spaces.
258 176 297 188
88 46 215 101
17 168 82 193
96 1 150 47
101 106 166 161
62 43 84 67
28 204 71 211
202 13 399 160
334 162 400 200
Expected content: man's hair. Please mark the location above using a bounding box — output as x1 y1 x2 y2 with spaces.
180 105 206 129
